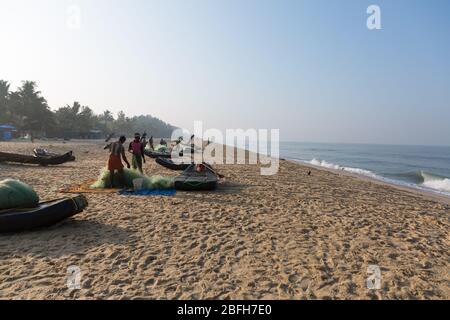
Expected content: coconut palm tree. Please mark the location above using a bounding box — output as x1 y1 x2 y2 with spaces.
0 80 11 123
8 81 55 137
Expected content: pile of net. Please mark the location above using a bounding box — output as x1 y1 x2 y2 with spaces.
90 168 174 190
0 179 40 210
154 144 170 153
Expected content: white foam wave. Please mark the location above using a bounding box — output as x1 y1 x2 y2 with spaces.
291 158 450 197
310 159 340 170
308 159 378 179
421 172 450 193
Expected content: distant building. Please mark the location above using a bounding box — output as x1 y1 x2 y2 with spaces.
0 125 17 141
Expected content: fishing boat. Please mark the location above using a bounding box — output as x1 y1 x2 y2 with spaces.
0 195 88 233
174 164 218 191
155 157 190 171
0 151 75 166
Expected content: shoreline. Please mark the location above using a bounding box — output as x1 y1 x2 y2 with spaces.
285 159 450 206
2 139 449 205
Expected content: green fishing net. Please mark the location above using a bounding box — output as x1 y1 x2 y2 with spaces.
0 179 40 210
154 144 170 152
90 168 174 190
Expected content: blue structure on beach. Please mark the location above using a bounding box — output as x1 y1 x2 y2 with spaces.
0 125 16 141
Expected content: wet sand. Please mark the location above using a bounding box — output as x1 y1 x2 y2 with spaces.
0 140 448 299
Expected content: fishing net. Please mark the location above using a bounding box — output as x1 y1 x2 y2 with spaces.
154 144 170 152
0 179 40 210
90 168 174 190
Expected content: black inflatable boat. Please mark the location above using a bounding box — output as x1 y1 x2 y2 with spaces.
174 164 219 191
0 195 88 233
144 149 171 159
155 158 190 171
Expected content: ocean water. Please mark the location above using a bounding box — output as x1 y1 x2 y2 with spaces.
280 142 450 197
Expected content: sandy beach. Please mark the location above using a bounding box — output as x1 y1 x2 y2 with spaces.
0 140 448 300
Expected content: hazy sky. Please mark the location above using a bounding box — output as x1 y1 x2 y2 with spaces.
1 0 449 145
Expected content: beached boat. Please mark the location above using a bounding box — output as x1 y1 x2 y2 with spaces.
144 149 171 159
155 157 190 171
33 148 59 158
0 195 88 233
0 151 75 166
174 164 218 191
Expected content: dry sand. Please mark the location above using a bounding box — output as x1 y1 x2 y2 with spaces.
0 140 449 300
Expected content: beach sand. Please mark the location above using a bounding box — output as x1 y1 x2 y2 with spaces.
0 140 448 300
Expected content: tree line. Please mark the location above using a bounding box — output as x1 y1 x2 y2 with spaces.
0 80 177 139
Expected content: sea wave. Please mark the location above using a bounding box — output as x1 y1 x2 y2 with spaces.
306 158 450 195
391 171 450 193
421 171 450 193
308 159 379 179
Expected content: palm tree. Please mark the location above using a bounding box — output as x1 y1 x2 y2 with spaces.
0 80 10 123
97 109 115 134
55 102 82 138
8 81 54 137
0 80 11 124
1 79 178 139
55 102 97 138
114 110 132 135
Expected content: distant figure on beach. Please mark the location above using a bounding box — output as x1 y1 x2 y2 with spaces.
106 136 131 188
160 138 167 146
308 171 312 176
129 133 146 173
140 132 147 147
149 136 154 150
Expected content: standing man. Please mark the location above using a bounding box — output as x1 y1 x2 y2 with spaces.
141 132 148 148
129 133 146 173
149 136 154 150
107 136 131 188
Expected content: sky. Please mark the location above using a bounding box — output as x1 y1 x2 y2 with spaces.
0 0 449 145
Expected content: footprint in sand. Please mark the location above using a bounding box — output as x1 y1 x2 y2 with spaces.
299 278 311 292
235 248 247 258
288 274 299 283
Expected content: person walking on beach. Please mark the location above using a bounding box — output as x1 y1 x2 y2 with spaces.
128 133 146 173
107 136 131 188
149 136 154 150
140 132 148 148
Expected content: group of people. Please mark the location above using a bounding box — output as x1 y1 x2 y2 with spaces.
104 133 205 187
104 133 149 188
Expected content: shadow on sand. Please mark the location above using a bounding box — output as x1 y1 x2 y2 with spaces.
173 182 251 207
0 163 78 170
174 181 250 197
215 181 251 194
0 219 133 258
